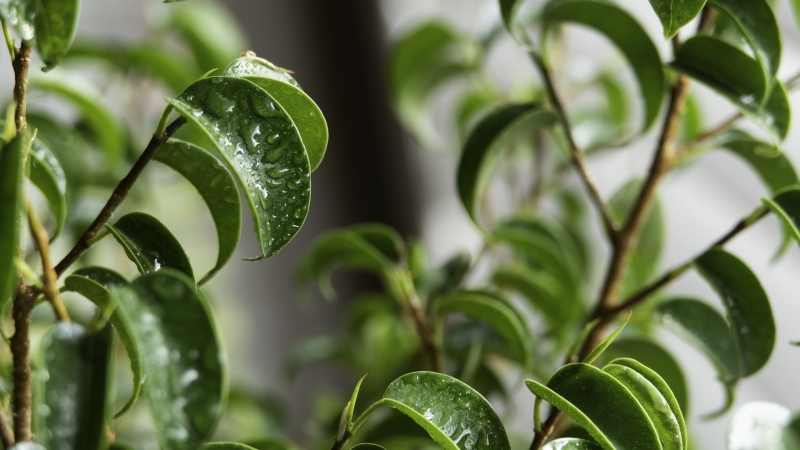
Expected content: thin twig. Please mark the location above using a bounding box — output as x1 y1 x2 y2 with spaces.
26 200 70 322
12 42 30 131
11 285 35 442
675 112 742 157
54 116 187 277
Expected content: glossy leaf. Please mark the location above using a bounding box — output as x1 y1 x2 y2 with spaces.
543 439 601 450
106 212 194 280
165 1 246 71
583 314 630 365
348 374 368 425
672 36 791 141
542 0 665 130
113 271 226 449
764 188 800 245
167 76 311 260
435 290 532 369
224 55 300 87
381 372 511 450
201 444 258 450
719 131 797 193
39 323 114 450
492 264 564 327
0 134 25 309
63 267 142 417
33 0 81 70
457 104 556 227
526 363 661 450
727 402 795 450
27 138 67 239
648 0 706 38
695 249 776 377
155 139 240 285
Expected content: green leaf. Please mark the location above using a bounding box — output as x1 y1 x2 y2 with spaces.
223 54 300 88
0 134 25 309
543 439 601 450
348 374 368 426
113 271 226 449
680 94 703 142
600 75 629 127
33 0 81 70
201 444 258 450
457 104 556 227
694 249 776 377
499 0 524 36
763 188 800 245
604 358 687 450
106 212 194 280
63 267 142 417
29 74 125 164
542 0 666 130
0 1 35 43
155 139 240 285
583 315 630 365
526 363 661 450
352 445 387 450
165 1 246 71
671 36 791 142
727 402 797 450
492 264 564 328
455 88 495 141
435 290 532 370
27 138 67 239
609 179 665 296
38 323 114 450
167 76 310 260
380 371 511 450
719 131 797 193
349 223 405 262
243 438 300 450
648 0 706 39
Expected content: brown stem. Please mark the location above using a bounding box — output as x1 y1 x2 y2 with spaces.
12 42 30 131
11 285 35 442
675 112 742 158
0 406 14 448
410 302 446 374
330 430 352 450
26 201 70 322
54 117 187 277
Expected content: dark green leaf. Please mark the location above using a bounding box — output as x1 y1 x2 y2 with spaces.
167 76 310 260
719 131 797 193
526 363 661 450
113 271 226 449
492 264 564 328
648 0 706 38
352 445 387 450
155 139 241 285
499 0 524 37
671 36 791 141
165 1 246 71
27 138 66 239
764 188 800 245
201 444 258 450
381 371 511 450
244 438 300 450
695 249 775 377
106 212 194 280
0 134 25 310
456 88 495 141
727 402 797 450
33 0 81 70
349 224 405 263
38 323 114 450
542 0 665 130
63 267 142 417
457 104 556 227
543 439 601 450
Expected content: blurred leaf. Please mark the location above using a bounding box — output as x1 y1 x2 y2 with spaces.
352 445 387 450
201 444 258 450
28 113 92 197
349 224 405 262
106 212 194 280
379 371 511 450
33 0 81 70
165 1 246 71
0 134 25 311
600 75 629 127
648 0 706 38
727 402 798 450
543 439 601 450
542 0 665 130
719 131 797 193
455 88 495 141
680 94 703 142
63 267 142 417
113 271 226 449
671 36 790 142
167 76 310 260
27 138 67 239
39 323 114 450
492 264 563 328
526 363 661 450
457 103 556 227
764 188 800 246
244 438 300 450
0 1 35 42
10 443 48 449
155 139 241 285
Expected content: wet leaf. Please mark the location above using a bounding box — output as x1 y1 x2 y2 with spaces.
457 103 556 227
27 138 66 239
719 131 797 193
155 139 240 285
63 267 142 417
113 271 226 449
671 36 790 142
33 0 81 70
0 134 25 309
727 402 797 450
380 371 511 450
106 212 194 280
543 439 601 450
224 55 300 87
648 0 706 38
39 323 114 450
542 0 665 130
165 1 246 71
167 76 310 260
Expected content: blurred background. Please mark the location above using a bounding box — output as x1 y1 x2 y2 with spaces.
7 0 800 448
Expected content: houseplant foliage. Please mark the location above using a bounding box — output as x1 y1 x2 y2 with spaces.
290 0 800 450
0 0 329 448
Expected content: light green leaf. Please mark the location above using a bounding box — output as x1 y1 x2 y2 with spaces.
165 1 246 71
0 134 25 309
719 131 797 193
648 0 706 38
727 402 796 450
63 267 142 418
695 249 776 377
39 322 114 450
381 371 511 450
27 138 66 239
243 438 300 450
167 76 311 260
600 75 629 127
201 444 258 450
106 212 194 280
492 264 564 328
457 104 556 227
671 36 791 142
526 363 661 450
455 88 495 141
543 439 601 450
113 271 226 449
0 1 35 42
680 94 703 142
542 0 666 130
349 223 405 262
583 314 630 365
155 139 240 285
33 0 81 70
348 374 368 426
223 54 300 88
